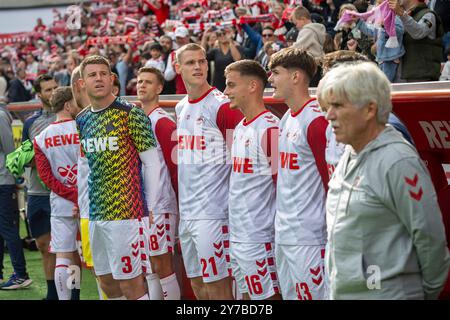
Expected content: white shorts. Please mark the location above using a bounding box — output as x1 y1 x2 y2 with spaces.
147 213 177 256
275 244 327 300
179 219 231 283
230 242 280 300
89 219 147 280
50 216 79 253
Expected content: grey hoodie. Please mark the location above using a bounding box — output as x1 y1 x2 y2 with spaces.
0 105 15 185
294 23 326 59
326 125 449 300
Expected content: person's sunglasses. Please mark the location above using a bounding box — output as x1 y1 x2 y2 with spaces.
262 33 274 38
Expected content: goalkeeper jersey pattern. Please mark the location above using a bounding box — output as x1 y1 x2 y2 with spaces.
76 97 156 221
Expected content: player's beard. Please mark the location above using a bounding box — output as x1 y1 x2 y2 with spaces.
41 97 53 111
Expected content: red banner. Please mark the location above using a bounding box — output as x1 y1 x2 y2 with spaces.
164 13 278 32
86 36 134 46
86 34 153 46
0 32 31 45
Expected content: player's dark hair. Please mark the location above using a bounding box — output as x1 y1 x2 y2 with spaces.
50 86 73 113
34 74 54 93
225 59 268 89
138 67 165 86
268 47 317 82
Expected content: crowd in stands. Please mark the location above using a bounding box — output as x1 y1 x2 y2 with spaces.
0 0 449 106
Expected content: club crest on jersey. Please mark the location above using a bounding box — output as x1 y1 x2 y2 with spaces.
58 164 78 186
196 116 205 125
286 131 299 141
245 138 251 148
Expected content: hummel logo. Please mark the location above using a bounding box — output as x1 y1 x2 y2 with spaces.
312 275 323 286
310 266 323 286
405 174 423 201
157 230 165 237
257 268 267 277
310 266 321 276
256 260 266 268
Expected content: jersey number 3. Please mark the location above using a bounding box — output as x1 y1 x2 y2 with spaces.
122 256 133 274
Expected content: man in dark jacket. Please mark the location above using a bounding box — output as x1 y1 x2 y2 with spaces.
7 68 32 103
389 0 444 81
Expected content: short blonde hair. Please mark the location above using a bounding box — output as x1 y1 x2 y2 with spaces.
338 3 357 19
71 66 82 87
292 6 311 20
80 55 111 78
175 43 206 64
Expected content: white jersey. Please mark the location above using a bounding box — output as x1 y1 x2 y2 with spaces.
325 124 345 179
276 99 329 245
176 87 243 220
229 110 279 243
77 153 89 219
34 119 80 217
147 107 178 215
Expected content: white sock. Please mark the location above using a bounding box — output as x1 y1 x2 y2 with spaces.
108 295 126 300
95 278 108 300
160 273 181 300
55 258 72 300
137 293 150 300
146 273 164 300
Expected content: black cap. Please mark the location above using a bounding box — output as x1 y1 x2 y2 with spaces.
311 13 325 25
149 42 163 52
286 28 299 42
